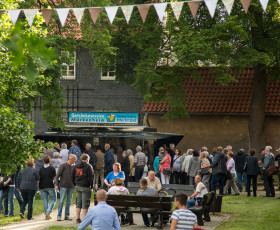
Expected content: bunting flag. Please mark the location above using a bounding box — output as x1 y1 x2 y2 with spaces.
187 1 201 18
105 6 118 24
154 3 167 22
278 0 280 4
204 0 218 18
41 9 53 25
137 5 150 23
88 8 101 24
24 9 37 27
170 2 184 21
56 8 70 27
8 10 21 25
240 0 251 13
222 0 235 15
259 0 269 11
121 5 134 23
72 8 84 25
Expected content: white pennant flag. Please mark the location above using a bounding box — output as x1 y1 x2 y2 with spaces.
278 0 280 4
56 8 70 27
154 3 167 22
204 0 218 18
222 0 235 15
259 0 269 11
8 10 21 25
105 6 118 24
72 8 85 25
121 5 134 23
24 9 37 27
170 2 184 21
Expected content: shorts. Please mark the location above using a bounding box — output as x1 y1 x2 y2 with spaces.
75 186 92 209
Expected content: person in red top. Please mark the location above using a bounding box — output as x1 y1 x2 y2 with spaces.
160 149 171 184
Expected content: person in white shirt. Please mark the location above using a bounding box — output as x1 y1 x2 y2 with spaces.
187 175 208 208
181 149 193 184
223 151 240 195
59 143 69 163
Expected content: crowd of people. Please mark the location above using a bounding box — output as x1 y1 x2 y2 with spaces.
0 140 279 230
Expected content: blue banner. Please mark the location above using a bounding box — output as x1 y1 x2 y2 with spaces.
68 112 139 124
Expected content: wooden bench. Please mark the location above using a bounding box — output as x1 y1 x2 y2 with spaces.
94 194 172 229
188 192 215 226
128 182 194 196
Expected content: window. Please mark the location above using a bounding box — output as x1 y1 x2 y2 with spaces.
61 51 76 80
101 63 116 81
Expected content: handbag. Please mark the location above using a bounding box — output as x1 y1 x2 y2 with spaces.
163 157 172 175
200 167 209 176
266 165 279 176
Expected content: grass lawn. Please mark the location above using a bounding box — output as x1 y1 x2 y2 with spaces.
216 195 280 230
0 191 77 227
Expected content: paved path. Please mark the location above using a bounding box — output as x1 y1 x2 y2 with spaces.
1 200 231 230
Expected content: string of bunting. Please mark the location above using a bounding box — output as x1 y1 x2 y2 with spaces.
0 0 275 27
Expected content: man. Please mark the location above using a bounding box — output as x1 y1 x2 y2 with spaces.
187 175 208 208
104 143 115 178
263 146 275 197
69 140 82 163
146 171 162 190
210 146 227 195
235 148 248 192
55 154 76 221
170 193 198 230
134 146 146 182
39 156 57 220
2 173 16 217
95 146 105 187
72 154 94 223
84 143 97 171
77 189 120 230
59 143 69 163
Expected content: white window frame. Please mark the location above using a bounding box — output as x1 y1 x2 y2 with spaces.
61 51 76 80
101 63 116 81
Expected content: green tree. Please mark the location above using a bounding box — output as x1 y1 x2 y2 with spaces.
0 0 65 172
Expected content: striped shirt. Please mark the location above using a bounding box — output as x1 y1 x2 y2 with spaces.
171 209 197 230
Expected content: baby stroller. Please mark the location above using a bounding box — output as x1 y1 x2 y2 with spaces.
149 187 176 227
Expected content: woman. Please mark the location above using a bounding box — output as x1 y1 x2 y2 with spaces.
104 163 125 188
245 149 259 197
160 149 171 184
223 151 240 195
136 178 158 227
188 150 201 185
172 149 182 184
128 149 135 182
17 158 39 220
200 151 211 191
121 150 130 187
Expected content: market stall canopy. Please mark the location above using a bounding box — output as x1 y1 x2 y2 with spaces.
38 126 184 142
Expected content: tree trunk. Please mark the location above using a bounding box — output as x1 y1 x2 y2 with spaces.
248 64 266 156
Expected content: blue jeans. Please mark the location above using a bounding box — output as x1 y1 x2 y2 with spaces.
187 198 196 209
0 190 3 212
20 189 36 220
236 171 247 192
57 187 74 218
41 188 57 215
4 186 15 216
211 173 226 195
14 189 23 207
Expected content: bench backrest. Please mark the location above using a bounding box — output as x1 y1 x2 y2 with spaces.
201 191 215 209
128 182 194 196
162 184 194 196
94 194 172 211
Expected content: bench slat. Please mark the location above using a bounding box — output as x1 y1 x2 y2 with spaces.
107 195 161 202
107 201 162 209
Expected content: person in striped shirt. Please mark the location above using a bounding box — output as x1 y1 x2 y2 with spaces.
170 193 198 230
